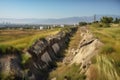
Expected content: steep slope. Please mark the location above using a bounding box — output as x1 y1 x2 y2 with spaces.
71 27 103 71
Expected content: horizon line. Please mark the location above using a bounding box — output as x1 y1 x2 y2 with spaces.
0 14 120 19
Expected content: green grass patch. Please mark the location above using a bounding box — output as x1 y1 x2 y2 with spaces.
21 52 31 65
0 45 20 55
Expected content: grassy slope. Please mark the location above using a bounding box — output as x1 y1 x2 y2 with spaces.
90 24 120 80
0 29 60 50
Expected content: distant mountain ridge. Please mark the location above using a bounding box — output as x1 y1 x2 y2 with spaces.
0 15 120 24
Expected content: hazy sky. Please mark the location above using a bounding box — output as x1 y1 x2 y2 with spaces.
0 0 120 18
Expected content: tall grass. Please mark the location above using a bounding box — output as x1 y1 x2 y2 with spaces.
90 24 120 80
96 55 120 80
0 29 60 50
49 64 85 80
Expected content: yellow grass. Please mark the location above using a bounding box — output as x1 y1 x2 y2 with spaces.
90 24 120 80
68 27 81 50
96 55 120 80
0 29 60 49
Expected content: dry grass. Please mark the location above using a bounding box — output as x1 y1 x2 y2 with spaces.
96 55 120 80
49 63 84 80
89 24 120 80
68 27 81 49
0 29 60 49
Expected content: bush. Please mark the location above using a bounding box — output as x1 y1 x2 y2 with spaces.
79 22 87 26
114 18 120 24
100 16 113 23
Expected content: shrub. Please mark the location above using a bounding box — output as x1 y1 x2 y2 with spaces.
100 16 113 23
114 18 120 24
79 22 87 26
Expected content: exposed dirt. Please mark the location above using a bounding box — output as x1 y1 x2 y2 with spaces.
62 27 103 80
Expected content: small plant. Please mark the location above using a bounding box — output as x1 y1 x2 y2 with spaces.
21 52 31 65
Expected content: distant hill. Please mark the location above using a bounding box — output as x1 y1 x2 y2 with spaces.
0 15 120 25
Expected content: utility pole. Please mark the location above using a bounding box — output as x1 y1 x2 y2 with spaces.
94 14 96 22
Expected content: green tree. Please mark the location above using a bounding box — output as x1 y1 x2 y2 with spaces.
114 18 120 23
79 22 87 26
100 16 113 23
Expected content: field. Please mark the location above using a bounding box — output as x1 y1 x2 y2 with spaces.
0 24 120 80
0 28 60 50
89 24 120 80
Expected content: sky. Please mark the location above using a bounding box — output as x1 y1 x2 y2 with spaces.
0 0 120 18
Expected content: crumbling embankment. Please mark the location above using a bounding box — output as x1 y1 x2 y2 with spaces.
49 27 103 80
72 27 103 64
0 47 23 80
63 27 103 77
0 27 77 80
70 27 103 75
26 27 77 80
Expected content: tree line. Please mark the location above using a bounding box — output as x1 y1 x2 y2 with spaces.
79 16 120 27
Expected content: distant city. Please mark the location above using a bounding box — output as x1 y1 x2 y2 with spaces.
0 15 120 25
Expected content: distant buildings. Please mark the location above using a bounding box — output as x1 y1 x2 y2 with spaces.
0 24 76 30
60 24 64 27
39 26 43 30
73 23 78 27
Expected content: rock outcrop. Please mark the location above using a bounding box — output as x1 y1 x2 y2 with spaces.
71 27 103 72
63 27 103 74
27 27 77 80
